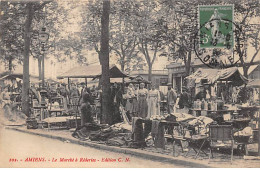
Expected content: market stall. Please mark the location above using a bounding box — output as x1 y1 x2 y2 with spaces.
183 67 259 155
185 67 248 117
46 64 129 128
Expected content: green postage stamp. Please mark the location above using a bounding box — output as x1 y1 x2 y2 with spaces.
199 5 234 48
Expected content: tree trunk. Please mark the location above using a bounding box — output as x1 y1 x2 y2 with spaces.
22 3 34 117
185 51 192 76
148 63 152 82
38 56 42 81
100 0 112 125
243 66 249 78
121 60 125 72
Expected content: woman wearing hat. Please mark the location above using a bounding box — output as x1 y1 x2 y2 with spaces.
137 83 148 118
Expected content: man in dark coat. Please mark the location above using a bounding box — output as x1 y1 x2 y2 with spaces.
111 83 123 124
194 86 206 100
178 87 191 110
80 92 94 126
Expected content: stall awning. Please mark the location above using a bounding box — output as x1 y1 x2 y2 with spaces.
185 67 248 86
247 79 260 88
57 64 128 79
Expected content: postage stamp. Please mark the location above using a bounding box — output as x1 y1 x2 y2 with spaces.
199 5 234 49
194 5 246 68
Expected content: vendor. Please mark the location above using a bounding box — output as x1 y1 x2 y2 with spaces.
178 87 191 113
80 92 94 126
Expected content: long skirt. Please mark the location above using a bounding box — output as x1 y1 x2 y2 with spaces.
132 97 138 117
147 97 160 119
137 96 148 118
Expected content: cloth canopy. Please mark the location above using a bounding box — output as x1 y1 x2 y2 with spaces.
57 64 128 79
185 67 248 86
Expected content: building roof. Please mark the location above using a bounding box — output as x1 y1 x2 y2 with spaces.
57 64 128 79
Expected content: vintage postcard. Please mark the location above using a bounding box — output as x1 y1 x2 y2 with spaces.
0 0 259 168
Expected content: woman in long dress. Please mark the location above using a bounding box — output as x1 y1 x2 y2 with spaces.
147 84 160 119
137 83 148 118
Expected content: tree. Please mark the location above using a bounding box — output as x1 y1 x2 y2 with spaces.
21 2 34 116
159 0 214 76
0 2 26 71
81 0 142 72
160 0 260 77
0 1 51 116
99 0 111 124
133 0 167 81
229 0 260 77
109 0 139 71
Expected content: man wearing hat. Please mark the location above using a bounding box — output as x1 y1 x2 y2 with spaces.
178 86 191 113
195 85 206 100
166 83 177 114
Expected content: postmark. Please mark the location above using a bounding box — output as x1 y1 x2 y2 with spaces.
194 5 245 68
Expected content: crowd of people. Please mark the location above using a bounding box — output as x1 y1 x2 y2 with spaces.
0 79 195 126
